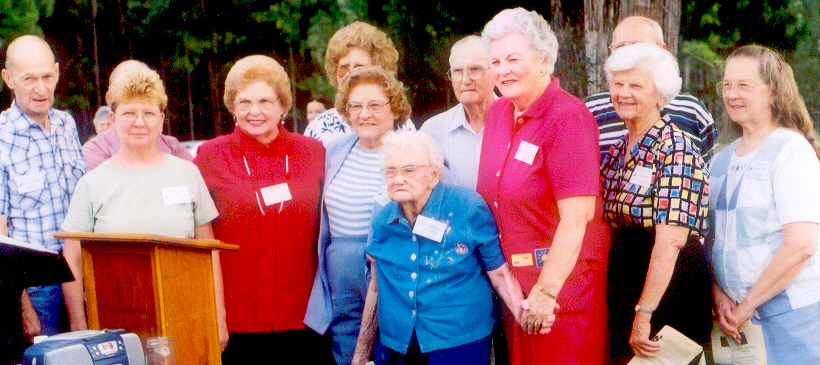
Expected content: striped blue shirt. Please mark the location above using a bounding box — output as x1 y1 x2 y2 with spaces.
324 141 384 237
0 101 87 251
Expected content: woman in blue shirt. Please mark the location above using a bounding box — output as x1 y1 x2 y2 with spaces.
351 130 524 365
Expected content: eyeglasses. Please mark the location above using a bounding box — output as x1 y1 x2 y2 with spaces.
116 110 161 123
346 98 392 116
447 66 491 82
382 164 429 179
236 97 279 112
609 40 643 53
716 81 763 97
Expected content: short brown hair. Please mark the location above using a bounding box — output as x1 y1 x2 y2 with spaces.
224 55 292 113
324 22 399 88
108 68 168 111
335 66 411 127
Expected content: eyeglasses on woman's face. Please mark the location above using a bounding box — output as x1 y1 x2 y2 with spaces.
346 98 392 116
716 81 764 97
235 96 279 112
382 164 430 179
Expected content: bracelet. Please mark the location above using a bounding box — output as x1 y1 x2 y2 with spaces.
535 283 558 301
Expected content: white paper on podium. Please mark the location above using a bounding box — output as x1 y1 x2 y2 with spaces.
0 234 58 254
627 325 703 365
710 320 767 365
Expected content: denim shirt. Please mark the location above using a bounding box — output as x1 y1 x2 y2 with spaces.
366 183 505 353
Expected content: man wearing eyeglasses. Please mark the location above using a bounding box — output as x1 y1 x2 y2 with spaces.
420 36 497 190
585 16 718 161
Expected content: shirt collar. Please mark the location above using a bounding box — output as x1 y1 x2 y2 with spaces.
516 77 561 122
10 100 60 132
232 123 291 155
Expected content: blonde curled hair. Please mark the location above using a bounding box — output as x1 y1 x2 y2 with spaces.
107 68 167 111
335 66 411 128
324 21 399 88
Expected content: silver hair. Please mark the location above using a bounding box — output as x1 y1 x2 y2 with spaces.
380 130 445 174
93 106 111 126
604 42 681 107
481 8 559 75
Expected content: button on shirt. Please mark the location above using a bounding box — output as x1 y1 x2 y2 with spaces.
0 101 87 251
366 183 505 354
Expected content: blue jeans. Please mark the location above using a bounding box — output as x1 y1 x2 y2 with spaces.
26 284 62 335
375 332 490 365
326 236 369 365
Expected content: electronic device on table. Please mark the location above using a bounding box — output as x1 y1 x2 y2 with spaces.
22 329 144 365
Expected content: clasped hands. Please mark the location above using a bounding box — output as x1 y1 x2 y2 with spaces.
714 289 754 345
514 284 559 335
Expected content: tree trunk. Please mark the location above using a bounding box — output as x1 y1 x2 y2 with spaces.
550 0 587 98
208 59 223 137
584 0 617 94
577 0 683 96
187 68 195 141
91 0 101 106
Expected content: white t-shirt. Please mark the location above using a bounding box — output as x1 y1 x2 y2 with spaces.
711 128 820 318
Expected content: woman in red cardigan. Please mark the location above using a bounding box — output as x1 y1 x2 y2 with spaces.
194 55 331 364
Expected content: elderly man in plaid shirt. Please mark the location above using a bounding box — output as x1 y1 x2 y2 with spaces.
0 35 88 336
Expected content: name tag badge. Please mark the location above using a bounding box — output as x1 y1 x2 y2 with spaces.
412 215 447 242
747 161 768 180
14 171 46 194
511 253 534 267
514 141 539 165
162 186 192 205
260 183 292 206
629 165 654 187
374 186 390 206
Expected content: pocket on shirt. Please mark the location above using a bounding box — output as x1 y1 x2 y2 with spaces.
9 169 47 211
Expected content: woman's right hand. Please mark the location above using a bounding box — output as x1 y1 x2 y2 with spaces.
520 286 559 335
713 285 741 343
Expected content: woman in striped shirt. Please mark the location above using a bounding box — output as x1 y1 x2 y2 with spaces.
305 66 413 365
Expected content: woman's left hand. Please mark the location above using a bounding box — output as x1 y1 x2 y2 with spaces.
521 285 559 335
629 313 660 358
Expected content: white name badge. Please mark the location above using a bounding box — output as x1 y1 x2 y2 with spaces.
412 215 447 243
629 166 654 187
162 186 192 205
260 183 292 206
514 141 539 165
14 171 46 194
747 161 769 180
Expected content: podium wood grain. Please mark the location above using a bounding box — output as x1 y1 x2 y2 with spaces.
55 232 238 365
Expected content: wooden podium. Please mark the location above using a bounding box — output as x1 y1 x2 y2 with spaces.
55 232 238 365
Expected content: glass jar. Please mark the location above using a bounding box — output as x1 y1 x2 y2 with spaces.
145 336 174 365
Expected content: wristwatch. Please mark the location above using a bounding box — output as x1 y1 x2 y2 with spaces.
635 305 654 314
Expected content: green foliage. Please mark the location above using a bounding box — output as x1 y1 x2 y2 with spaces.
683 0 820 137
0 0 53 42
792 0 820 120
